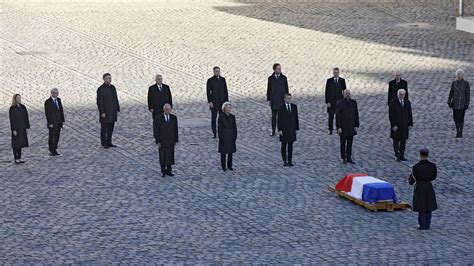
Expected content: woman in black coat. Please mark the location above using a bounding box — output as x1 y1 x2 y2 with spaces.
408 148 437 230
218 102 237 171
9 94 30 164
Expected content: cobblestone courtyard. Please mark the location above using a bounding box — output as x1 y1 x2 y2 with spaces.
1 0 473 263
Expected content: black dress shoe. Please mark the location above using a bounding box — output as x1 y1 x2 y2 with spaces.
283 162 288 166
103 145 109 149
162 173 167 177
347 159 356 164
54 151 60 156
288 162 294 167
222 168 227 171
228 167 233 171
271 132 276 136
167 172 174 176
108 144 117 148
328 130 333 135
14 160 21 164
400 157 407 161
19 160 25 164
49 152 55 156
343 159 347 164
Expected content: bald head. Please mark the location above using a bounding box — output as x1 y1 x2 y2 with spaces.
394 71 401 81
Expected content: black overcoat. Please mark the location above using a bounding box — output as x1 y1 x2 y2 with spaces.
9 104 30 149
389 99 413 140
45 97 65 128
387 79 408 106
267 74 289 111
148 83 173 117
325 77 346 113
409 160 437 212
154 114 178 166
335 98 359 137
206 76 228 111
277 103 299 142
97 83 120 123
218 113 237 154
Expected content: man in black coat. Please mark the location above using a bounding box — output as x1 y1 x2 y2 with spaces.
148 74 173 141
336 89 359 164
267 63 289 136
325 67 346 135
389 89 413 162
97 73 120 148
388 71 408 106
154 104 179 177
408 148 437 230
278 93 299 166
44 88 65 156
207 66 229 138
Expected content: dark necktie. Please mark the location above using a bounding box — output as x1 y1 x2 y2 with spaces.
166 115 169 123
287 104 291 112
54 98 59 109
400 100 404 107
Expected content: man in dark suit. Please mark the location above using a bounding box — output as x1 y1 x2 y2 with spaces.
267 63 289 136
207 66 229 138
336 89 359 164
389 89 413 162
44 88 65 156
97 73 120 148
154 104 178 177
388 71 408 106
408 148 437 230
148 74 173 141
325 67 346 135
278 93 299 166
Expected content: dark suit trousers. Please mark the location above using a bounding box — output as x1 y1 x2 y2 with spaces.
327 111 335 131
271 109 278 133
392 138 406 157
221 153 233 169
13 148 22 160
211 109 223 135
340 135 353 159
281 141 293 162
418 211 432 230
100 122 115 146
48 126 61 151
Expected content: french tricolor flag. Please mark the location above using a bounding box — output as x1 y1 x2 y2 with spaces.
335 173 398 203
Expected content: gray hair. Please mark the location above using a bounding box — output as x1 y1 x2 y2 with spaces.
456 69 465 76
397 89 406 95
394 71 401 76
221 101 231 112
50 88 58 93
163 103 172 110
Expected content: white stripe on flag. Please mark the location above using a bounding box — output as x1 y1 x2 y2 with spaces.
348 176 387 200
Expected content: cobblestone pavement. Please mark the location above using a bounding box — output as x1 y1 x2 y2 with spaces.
0 0 473 263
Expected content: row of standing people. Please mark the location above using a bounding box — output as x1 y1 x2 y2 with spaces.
8 67 467 232
8 67 469 168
